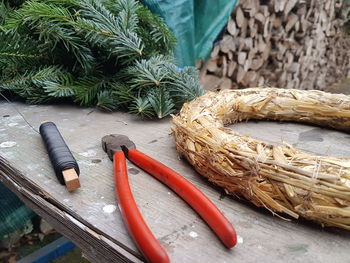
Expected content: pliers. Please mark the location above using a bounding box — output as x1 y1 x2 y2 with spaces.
102 134 237 263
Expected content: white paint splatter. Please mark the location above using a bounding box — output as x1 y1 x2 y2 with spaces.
77 160 95 167
167 192 171 195
189 231 198 238
103 204 117 213
63 199 69 202
257 245 263 249
0 141 17 148
237 235 244 244
100 196 104 199
79 150 97 157
7 122 18 127
36 174 44 177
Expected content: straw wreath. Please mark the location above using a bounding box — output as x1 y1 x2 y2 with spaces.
172 88 350 230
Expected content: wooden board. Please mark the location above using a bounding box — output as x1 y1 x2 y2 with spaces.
0 102 349 263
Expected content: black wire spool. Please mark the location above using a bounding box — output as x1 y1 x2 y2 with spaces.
39 122 80 185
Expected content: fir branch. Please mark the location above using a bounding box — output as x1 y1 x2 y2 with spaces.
72 76 107 106
0 30 44 68
126 55 173 89
4 1 95 73
78 0 122 35
38 22 95 73
110 82 135 109
40 0 81 7
43 73 75 97
167 66 204 109
0 0 202 119
147 88 175 118
148 54 175 65
76 0 143 63
0 65 65 90
0 65 70 104
136 5 176 56
19 86 52 104
109 30 143 62
4 1 74 29
128 96 154 119
96 90 117 111
114 0 139 33
0 1 10 26
102 0 139 32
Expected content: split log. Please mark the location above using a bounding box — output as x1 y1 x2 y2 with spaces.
201 0 350 91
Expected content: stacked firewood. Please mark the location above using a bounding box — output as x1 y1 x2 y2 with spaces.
200 0 350 91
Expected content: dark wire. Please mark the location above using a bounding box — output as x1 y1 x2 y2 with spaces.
0 92 40 134
39 122 80 185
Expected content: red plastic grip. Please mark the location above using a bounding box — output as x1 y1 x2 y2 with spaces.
127 149 237 248
113 151 170 263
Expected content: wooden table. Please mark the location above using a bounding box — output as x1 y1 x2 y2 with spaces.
0 102 349 263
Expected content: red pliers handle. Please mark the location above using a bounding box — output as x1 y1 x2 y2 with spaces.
113 149 237 263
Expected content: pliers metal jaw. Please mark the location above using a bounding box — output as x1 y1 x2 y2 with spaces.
102 134 237 263
102 134 135 159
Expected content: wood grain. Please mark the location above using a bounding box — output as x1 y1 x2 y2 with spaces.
62 168 81 192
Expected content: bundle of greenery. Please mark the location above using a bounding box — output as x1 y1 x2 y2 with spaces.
0 0 204 118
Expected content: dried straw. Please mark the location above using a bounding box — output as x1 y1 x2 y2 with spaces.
172 88 350 230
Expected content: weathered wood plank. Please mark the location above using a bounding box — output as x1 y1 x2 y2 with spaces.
0 102 349 263
0 168 140 263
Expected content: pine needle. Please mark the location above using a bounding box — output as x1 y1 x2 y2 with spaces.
76 0 144 63
43 73 75 97
148 88 175 119
136 5 176 56
126 55 173 89
0 31 44 68
72 76 107 106
97 90 117 112
168 66 205 109
128 96 154 119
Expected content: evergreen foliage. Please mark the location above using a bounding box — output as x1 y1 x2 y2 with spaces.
0 0 204 118
0 2 10 25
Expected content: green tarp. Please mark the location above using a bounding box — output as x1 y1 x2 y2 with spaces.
141 0 238 67
0 183 35 239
